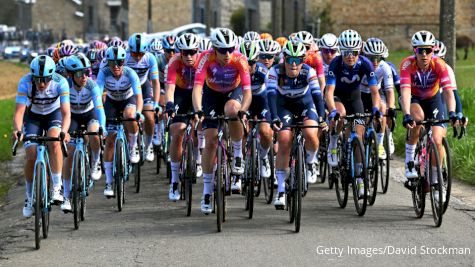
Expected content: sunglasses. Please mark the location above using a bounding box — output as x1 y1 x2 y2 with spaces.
73 69 91 78
414 47 433 55
32 76 53 84
216 47 235 54
164 48 176 54
181 49 198 56
131 51 145 57
108 60 125 67
322 48 338 55
285 56 304 65
367 55 382 62
342 50 359 58
259 54 274 60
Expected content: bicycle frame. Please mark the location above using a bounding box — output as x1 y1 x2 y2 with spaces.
32 144 53 215
113 122 131 182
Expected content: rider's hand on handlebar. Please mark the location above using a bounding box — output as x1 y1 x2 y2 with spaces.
449 111 459 127
402 114 415 129
271 118 282 131
387 108 397 118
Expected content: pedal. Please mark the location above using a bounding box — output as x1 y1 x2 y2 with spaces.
404 180 414 191
50 199 62 206
274 205 284 210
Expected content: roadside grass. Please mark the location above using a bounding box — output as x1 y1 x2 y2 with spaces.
0 60 29 98
387 49 475 184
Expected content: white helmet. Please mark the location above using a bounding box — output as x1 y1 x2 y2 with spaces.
411 30 435 47
382 46 389 59
199 38 212 52
338 29 362 50
176 33 200 50
239 40 260 61
363 38 386 56
211 28 238 48
258 39 281 55
434 40 447 58
295 31 314 46
319 33 339 50
283 40 306 57
243 31 261 42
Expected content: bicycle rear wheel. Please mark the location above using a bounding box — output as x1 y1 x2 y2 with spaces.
366 131 378 206
247 138 257 219
441 138 452 214
380 128 390 193
351 138 368 216
318 132 328 184
42 165 50 239
34 163 42 250
412 142 425 218
184 139 195 216
216 147 224 232
115 139 125 212
73 151 81 230
429 143 443 227
335 135 348 208
294 144 304 233
263 146 275 204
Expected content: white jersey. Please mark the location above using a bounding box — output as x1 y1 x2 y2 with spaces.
96 66 142 101
125 51 159 85
446 64 457 91
359 60 394 94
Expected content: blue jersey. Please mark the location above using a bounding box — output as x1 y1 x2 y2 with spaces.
96 66 142 101
69 78 106 129
125 51 159 85
266 63 320 98
16 73 69 115
326 55 377 92
156 53 168 84
250 62 268 95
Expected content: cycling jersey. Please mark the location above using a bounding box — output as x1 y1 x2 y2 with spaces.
446 64 457 90
359 59 394 93
155 53 168 85
194 50 251 93
16 73 70 115
165 53 197 90
125 51 159 85
399 56 453 100
384 61 400 88
96 66 142 101
327 55 378 92
68 78 106 129
304 50 325 78
250 62 268 95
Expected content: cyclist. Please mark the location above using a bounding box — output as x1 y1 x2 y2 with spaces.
126 33 160 162
86 48 107 80
318 33 340 76
60 54 106 212
296 31 326 93
198 38 212 53
260 32 273 40
265 40 322 208
325 29 381 197
401 31 456 197
243 31 261 42
96 46 143 197
56 57 69 78
13 55 71 217
360 38 396 160
238 40 273 185
192 28 252 214
148 38 163 56
381 47 400 156
165 33 201 201
257 39 281 69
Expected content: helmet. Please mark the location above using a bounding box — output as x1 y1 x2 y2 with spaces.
148 38 163 53
411 30 435 47
243 31 261 42
363 38 386 56
128 33 147 53
162 34 177 50
260 32 273 40
176 33 200 50
108 39 126 49
46 47 56 57
105 46 126 60
199 38 212 52
30 55 56 77
258 39 281 55
295 31 314 46
239 40 260 61
319 33 339 50
275 37 288 47
86 49 101 63
434 40 447 58
338 29 362 50
288 32 298 42
65 53 91 72
211 28 238 48
283 40 306 57
56 57 68 74
382 46 389 59
59 44 79 57
89 40 108 51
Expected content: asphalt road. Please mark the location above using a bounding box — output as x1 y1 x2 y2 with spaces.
0 157 474 266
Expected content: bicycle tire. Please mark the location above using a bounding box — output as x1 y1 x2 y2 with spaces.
80 152 89 222
441 138 452 214
366 130 378 206
380 127 390 194
134 163 141 193
351 138 368 216
248 137 257 219
155 145 161 174
42 164 50 239
335 135 348 208
429 143 443 227
34 162 42 250
216 146 224 232
73 151 81 230
185 139 194 216
319 132 328 184
263 146 274 204
115 139 124 212
295 143 304 233
412 141 425 218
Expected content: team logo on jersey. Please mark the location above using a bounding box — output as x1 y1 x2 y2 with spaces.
261 109 268 117
401 60 411 71
210 109 216 118
301 109 308 117
341 75 360 84
433 108 439 118
328 71 335 77
212 67 218 76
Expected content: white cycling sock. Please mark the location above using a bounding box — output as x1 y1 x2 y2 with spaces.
128 133 138 149
203 173 214 195
195 148 202 164
104 162 113 184
377 133 384 146
144 134 152 149
25 180 32 200
197 130 205 149
405 144 416 164
51 173 62 190
259 143 269 159
306 149 318 164
276 169 288 193
171 161 180 184
92 150 100 163
233 140 243 158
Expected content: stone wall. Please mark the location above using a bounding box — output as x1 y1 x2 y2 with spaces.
32 0 84 39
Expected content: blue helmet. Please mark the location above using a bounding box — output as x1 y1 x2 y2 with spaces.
30 55 56 77
162 34 176 50
56 57 68 74
65 53 91 72
106 46 126 60
128 33 147 53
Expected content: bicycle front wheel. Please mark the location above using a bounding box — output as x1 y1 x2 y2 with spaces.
441 137 452 214
42 164 51 239
263 145 275 204
380 127 390 194
115 139 125 212
365 130 378 206
429 143 443 227
351 138 368 216
334 135 348 208
184 139 195 216
294 144 304 233
34 162 42 250
72 151 81 230
216 147 224 232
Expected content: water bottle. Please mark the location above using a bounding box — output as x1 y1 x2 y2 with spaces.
419 146 426 177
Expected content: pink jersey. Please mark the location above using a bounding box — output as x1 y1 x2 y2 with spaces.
400 56 453 100
304 50 325 78
194 50 251 93
166 53 197 90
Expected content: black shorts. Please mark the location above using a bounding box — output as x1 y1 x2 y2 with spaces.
249 92 271 122
334 88 364 115
141 81 154 104
171 87 193 124
202 85 243 129
276 91 318 129
70 109 98 133
411 93 446 127
104 96 137 132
